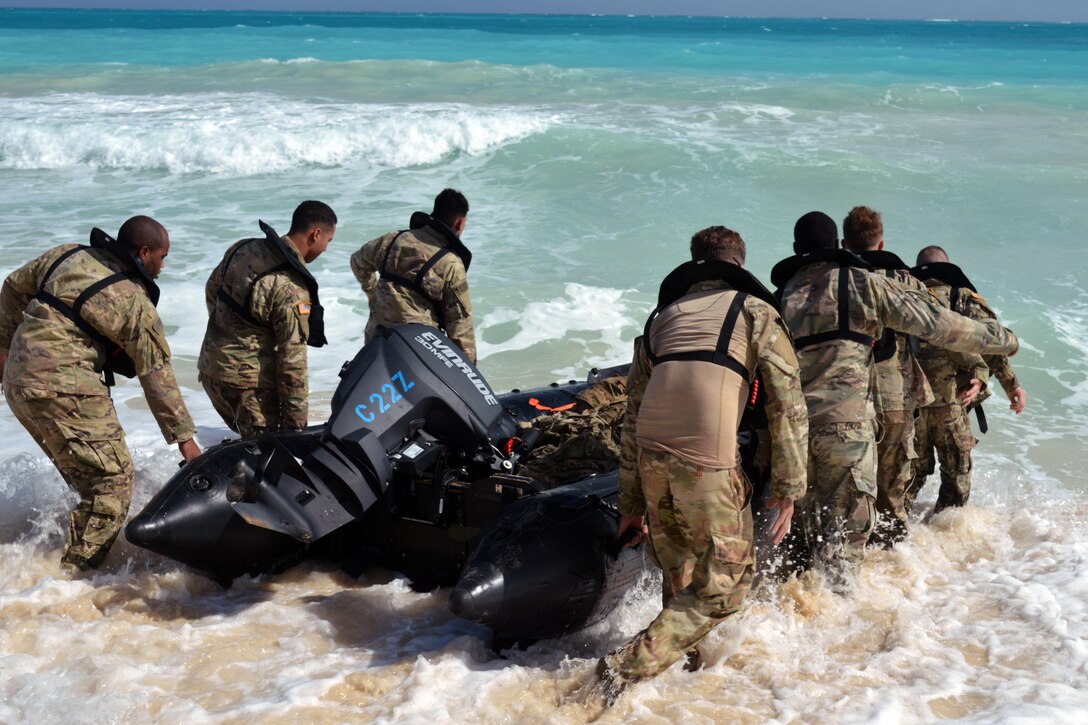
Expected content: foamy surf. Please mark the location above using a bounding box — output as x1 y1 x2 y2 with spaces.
0 94 555 175
1 462 1085 723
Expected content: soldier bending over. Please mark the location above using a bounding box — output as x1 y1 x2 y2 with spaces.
0 217 200 571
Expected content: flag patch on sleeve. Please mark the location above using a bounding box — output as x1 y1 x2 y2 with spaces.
298 301 312 315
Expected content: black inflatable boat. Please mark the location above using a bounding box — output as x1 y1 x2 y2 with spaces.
126 323 647 640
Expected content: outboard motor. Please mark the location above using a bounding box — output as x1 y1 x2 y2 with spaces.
126 324 560 582
232 324 519 543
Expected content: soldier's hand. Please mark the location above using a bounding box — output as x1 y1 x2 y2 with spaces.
766 498 794 547
1008 386 1027 414
178 437 202 462
616 514 647 548
956 378 983 408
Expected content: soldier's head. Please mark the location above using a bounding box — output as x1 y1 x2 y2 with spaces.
288 200 337 263
118 215 170 279
793 211 839 254
690 226 745 267
842 206 884 252
432 188 469 236
917 245 949 265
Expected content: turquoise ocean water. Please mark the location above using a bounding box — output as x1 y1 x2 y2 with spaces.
1 9 1087 722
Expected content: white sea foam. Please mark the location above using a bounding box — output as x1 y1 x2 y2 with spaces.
1045 291 1088 411
475 283 641 384
0 94 555 175
1 447 1085 722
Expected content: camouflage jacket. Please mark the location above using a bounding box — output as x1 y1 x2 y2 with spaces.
197 236 313 429
872 268 935 414
916 280 1016 407
0 243 195 443
351 216 475 363
619 281 808 516
778 261 1017 426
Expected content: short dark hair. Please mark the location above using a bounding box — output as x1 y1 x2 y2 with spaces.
793 211 838 254
432 188 469 227
916 245 949 265
691 226 746 265
289 200 337 235
117 215 168 253
842 206 883 252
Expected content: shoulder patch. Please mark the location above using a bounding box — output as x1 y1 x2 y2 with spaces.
297 301 312 315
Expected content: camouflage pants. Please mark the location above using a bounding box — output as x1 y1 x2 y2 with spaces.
785 421 876 580
872 409 918 546
603 450 754 683
3 387 135 569
200 374 279 438
908 404 976 513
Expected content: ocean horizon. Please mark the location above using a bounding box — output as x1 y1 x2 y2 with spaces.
1 8 1086 723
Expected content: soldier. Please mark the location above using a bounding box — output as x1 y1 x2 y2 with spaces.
0 216 200 572
772 212 1018 585
840 206 934 546
198 201 336 437
907 245 1027 513
595 226 808 702
351 189 476 363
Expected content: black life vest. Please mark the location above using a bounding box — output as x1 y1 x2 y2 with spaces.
910 261 977 314
215 221 327 348
770 248 878 353
642 259 777 384
378 212 472 323
858 249 913 364
912 261 988 433
34 228 161 387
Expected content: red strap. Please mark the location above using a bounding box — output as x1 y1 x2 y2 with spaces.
528 397 575 412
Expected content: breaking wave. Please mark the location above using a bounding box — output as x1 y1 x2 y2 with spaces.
0 93 555 175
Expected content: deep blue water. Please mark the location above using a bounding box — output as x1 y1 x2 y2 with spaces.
0 9 1085 84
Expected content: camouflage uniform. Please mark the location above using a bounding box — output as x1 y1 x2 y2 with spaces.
351 214 475 363
777 260 1017 580
198 236 314 436
909 281 1014 512
0 243 195 569
515 375 627 489
870 269 935 546
603 281 808 684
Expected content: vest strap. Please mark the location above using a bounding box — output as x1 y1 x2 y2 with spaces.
794 266 875 352
379 231 453 313
34 246 138 386
645 292 751 383
215 240 295 330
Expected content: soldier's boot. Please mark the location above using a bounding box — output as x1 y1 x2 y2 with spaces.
766 503 816 579
594 650 635 707
934 472 970 513
819 494 875 594
873 463 915 549
870 506 909 550
63 492 129 570
933 441 972 514
682 645 704 672
62 510 99 571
